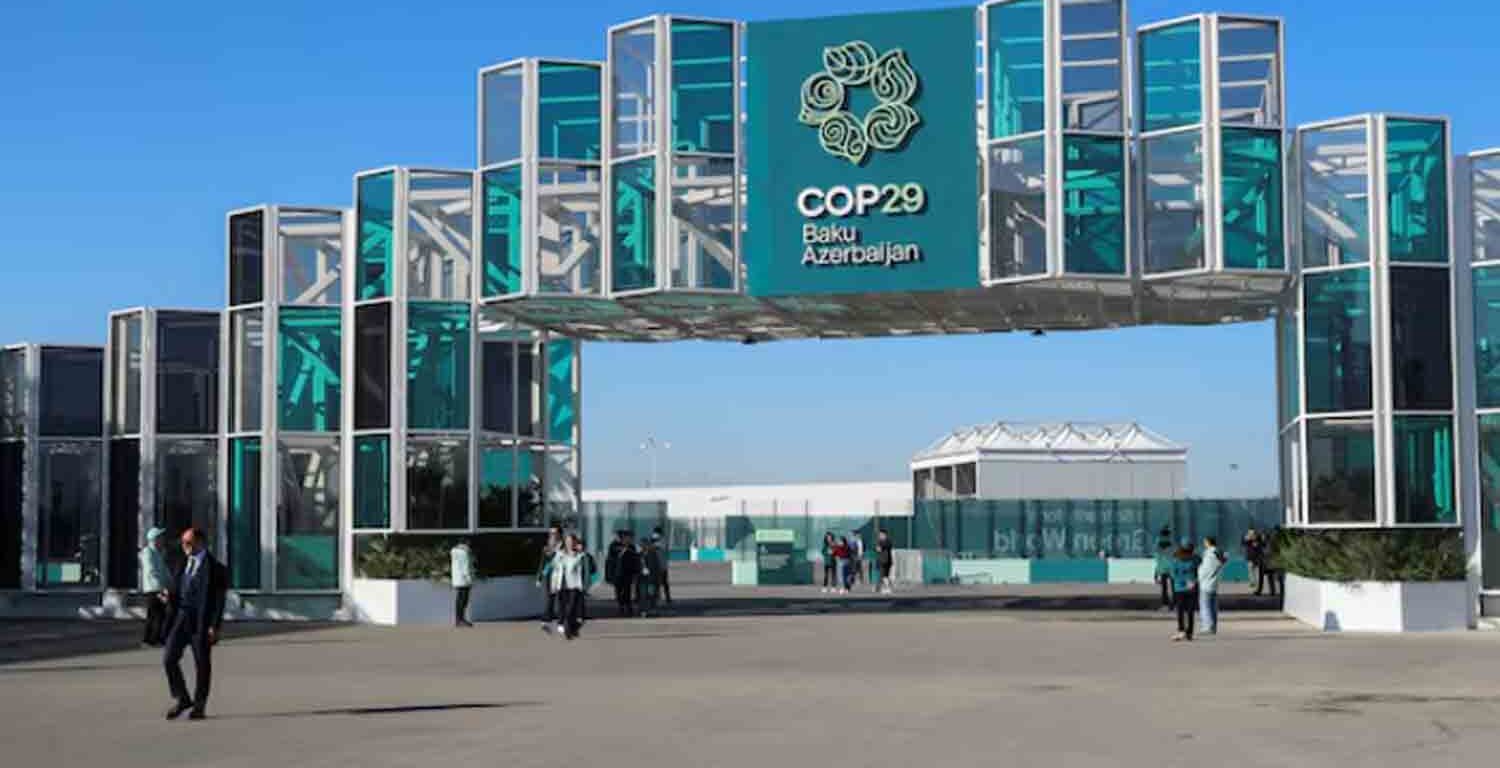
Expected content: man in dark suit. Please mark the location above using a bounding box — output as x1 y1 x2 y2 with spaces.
162 527 227 721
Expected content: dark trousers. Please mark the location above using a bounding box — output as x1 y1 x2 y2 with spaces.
143 593 168 645
1174 589 1197 639
163 614 211 711
613 578 635 616
660 570 671 604
543 590 557 622
559 589 584 638
823 563 835 588
1157 574 1172 607
455 586 471 625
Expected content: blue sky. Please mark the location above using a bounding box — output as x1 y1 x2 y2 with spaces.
0 0 1491 495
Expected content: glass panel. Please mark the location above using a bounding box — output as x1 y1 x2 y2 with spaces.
1393 416 1455 525
1217 19 1280 127
1303 268 1373 413
1142 130 1205 273
40 347 103 438
669 156 735 289
543 447 577 523
1387 119 1448 264
519 343 540 438
407 437 469 530
480 64 523 166
229 309 263 433
407 171 474 301
0 442 21 588
229 210 264 306
37 441 102 587
110 313 142 435
1390 267 1453 410
611 156 657 292
279 209 343 305
0 348 23 438
539 62 603 161
670 20 734 154
1300 122 1370 268
546 339 576 444
988 136 1047 279
353 435 390 529
1138 20 1201 133
227 437 260 590
356 171 395 300
611 22 658 156
481 165 524 297
354 303 390 430
482 339 516 434
987 0 1045 139
1062 134 1125 274
1305 417 1376 524
518 447 544 528
106 439 140 589
1060 0 1123 132
1221 127 1284 270
156 313 218 435
955 463 977 497
479 442 517 528
1278 305 1300 425
407 303 471 430
1479 414 1500 588
1473 155 1500 264
155 438 217 563
278 307 341 432
277 437 339 590
1280 428 1302 524
537 164 603 295
1474 265 1500 408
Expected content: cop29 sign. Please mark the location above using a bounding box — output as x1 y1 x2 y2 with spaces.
746 7 979 297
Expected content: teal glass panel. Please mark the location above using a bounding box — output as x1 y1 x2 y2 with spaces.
481 64 523 166
1217 19 1280 127
353 435 389 529
1278 308 1299 426
1299 122 1369 267
37 442 102 587
1221 127 1284 269
1062 134 1125 275
988 136 1046 278
1138 20 1201 132
1393 416 1455 525
1479 415 1500 588
356 172 395 300
482 166 524 297
611 22 658 156
1305 417 1377 524
407 438 469 530
407 303 471 430
517 448 544 528
479 444 516 528
1387 119 1448 263
278 307 341 432
276 438 339 590
1060 0 1123 131
671 21 734 154
1390 267 1452 410
1303 268 1372 413
1473 156 1500 263
1142 129 1204 273
611 156 656 292
538 63 602 161
1474 266 1500 408
988 0 1045 139
227 438 261 590
546 339 576 444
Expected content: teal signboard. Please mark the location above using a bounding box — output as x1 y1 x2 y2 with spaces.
746 7 980 296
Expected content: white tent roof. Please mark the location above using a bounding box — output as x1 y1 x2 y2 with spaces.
912 421 1186 465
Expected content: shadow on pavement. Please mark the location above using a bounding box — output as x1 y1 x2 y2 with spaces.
0 620 341 667
227 701 545 720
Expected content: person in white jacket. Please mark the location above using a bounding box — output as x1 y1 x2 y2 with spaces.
1197 536 1227 636
451 540 475 628
549 534 589 640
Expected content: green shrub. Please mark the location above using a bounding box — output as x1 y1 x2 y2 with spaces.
354 532 546 580
1269 528 1467 582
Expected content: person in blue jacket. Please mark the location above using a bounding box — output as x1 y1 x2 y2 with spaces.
1169 538 1201 642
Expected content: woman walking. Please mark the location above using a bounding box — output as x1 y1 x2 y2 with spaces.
550 534 589 640
821 532 837 593
875 528 894 594
1169 539 1201 642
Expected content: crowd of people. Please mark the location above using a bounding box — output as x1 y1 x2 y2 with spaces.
820 528 895 594
522 524 675 640
1150 525 1283 642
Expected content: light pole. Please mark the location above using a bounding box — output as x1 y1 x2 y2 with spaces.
640 436 671 488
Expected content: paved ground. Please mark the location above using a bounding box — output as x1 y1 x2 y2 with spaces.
4 585 1500 767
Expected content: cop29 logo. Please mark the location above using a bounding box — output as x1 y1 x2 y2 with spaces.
798 41 921 166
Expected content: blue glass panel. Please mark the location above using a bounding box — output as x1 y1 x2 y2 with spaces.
1387 119 1448 263
611 157 656 292
670 21 735 153
357 172 395 300
407 303 472 430
539 63 602 161
482 166 524 297
1139 20 1201 132
988 0 1045 139
546 340 576 444
278 307 341 432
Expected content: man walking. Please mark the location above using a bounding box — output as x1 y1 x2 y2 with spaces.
451 538 475 627
139 526 170 647
162 528 227 721
1198 536 1226 636
652 526 672 606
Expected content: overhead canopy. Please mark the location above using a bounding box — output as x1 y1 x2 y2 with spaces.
912 421 1187 466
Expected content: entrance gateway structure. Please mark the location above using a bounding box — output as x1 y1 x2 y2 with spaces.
1 2 1498 623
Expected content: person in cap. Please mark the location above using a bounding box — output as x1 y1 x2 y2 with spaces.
139 527 171 647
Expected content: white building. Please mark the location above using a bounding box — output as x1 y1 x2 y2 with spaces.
911 422 1187 500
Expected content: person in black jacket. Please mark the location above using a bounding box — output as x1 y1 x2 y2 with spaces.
162 527 227 721
608 531 641 617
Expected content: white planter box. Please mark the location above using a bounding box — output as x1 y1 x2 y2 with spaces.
1284 573 1471 632
351 576 543 626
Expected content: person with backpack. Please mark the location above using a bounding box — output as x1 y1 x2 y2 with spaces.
1169 539 1200 642
1198 536 1227 636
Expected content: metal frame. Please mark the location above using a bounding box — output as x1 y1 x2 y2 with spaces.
1462 148 1500 597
